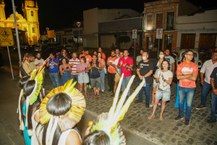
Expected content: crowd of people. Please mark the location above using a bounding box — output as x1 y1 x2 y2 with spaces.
18 46 217 144
17 52 146 145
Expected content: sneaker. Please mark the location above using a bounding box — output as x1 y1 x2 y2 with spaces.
146 104 150 108
175 115 184 121
185 119 190 125
196 105 206 110
207 118 216 123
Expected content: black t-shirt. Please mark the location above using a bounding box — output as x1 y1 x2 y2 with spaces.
90 62 100 79
210 67 217 88
137 60 154 84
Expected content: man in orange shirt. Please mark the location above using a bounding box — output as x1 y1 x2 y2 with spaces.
107 50 117 93
175 50 198 125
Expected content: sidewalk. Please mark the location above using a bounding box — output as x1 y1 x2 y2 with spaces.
43 72 217 145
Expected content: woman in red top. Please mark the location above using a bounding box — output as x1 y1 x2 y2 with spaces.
175 50 198 125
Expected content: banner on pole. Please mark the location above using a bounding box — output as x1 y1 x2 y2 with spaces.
156 28 163 39
0 27 14 47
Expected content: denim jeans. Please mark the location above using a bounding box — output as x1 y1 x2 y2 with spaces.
100 70 105 91
211 93 217 121
61 71 70 85
138 84 151 105
179 87 195 120
200 82 211 106
121 76 131 96
49 73 60 87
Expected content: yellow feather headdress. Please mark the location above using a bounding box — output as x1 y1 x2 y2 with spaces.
39 79 86 131
90 74 145 145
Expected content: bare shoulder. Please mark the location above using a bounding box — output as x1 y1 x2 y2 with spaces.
66 130 81 145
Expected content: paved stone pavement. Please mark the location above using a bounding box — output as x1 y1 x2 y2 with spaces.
42 70 217 145
1 65 217 145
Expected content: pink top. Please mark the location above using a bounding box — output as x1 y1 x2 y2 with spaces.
77 63 88 73
118 57 133 77
177 61 198 88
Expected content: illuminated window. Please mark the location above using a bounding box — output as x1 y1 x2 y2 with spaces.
31 11 34 16
32 27 35 33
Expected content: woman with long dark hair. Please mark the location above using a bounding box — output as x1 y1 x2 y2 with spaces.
18 67 44 145
36 80 86 145
59 57 71 85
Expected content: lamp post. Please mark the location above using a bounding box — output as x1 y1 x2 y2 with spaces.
76 21 81 50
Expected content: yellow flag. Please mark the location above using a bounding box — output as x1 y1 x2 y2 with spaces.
0 27 14 47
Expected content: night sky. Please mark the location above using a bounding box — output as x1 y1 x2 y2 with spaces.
3 0 217 33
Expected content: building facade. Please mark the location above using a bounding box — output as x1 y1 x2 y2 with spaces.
143 0 217 52
0 0 40 45
83 8 140 48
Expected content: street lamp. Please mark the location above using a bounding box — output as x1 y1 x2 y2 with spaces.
76 21 81 50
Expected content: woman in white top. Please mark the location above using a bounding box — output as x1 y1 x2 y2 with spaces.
148 60 173 120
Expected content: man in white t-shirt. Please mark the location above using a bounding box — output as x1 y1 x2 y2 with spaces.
164 49 175 73
196 51 217 109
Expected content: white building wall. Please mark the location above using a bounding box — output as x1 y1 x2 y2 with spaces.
83 8 140 48
176 10 217 49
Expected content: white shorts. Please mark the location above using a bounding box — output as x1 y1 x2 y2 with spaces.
155 89 171 101
78 73 89 84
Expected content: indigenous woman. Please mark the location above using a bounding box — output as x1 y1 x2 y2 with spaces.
83 74 145 145
18 67 44 145
36 80 86 145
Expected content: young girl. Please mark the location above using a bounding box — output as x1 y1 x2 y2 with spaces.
148 60 173 120
77 56 89 97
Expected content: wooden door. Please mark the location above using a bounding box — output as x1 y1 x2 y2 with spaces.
199 33 216 51
181 34 195 49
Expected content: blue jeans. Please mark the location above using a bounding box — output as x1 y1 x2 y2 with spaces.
138 84 151 105
121 76 131 96
49 73 60 87
61 71 71 85
100 70 105 91
211 93 217 121
179 87 195 120
200 82 211 106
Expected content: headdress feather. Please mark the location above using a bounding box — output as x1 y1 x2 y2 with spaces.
90 75 145 145
39 79 86 132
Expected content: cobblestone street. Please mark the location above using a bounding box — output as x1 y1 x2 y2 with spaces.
44 73 217 145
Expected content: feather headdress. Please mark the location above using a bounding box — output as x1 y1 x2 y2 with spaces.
39 79 86 145
17 65 45 131
90 74 145 145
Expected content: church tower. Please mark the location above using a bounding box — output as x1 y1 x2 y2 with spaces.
22 0 40 45
0 0 6 22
